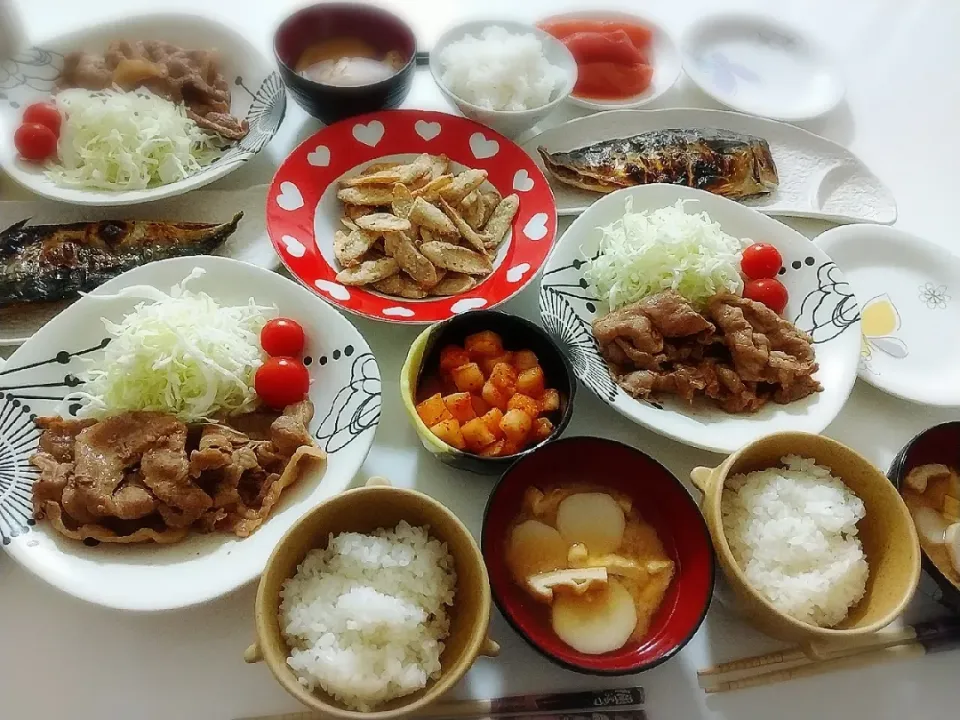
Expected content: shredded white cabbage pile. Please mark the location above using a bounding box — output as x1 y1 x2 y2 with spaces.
583 199 749 310
48 88 226 191
74 269 274 422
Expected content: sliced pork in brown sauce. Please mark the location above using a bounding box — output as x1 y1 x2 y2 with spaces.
593 290 821 414
30 401 324 545
58 40 248 140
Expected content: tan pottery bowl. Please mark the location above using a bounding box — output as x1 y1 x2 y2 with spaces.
245 477 499 719
690 432 920 648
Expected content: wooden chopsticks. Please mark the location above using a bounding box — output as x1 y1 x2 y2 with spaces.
698 618 960 693
239 714 646 720
237 686 646 720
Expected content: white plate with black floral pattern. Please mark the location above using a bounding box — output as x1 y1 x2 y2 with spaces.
0 13 285 206
538 184 860 454
818 224 960 407
0 256 380 611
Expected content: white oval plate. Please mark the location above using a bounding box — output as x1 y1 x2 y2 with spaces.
0 13 285 206
681 14 844 121
817 224 960 407
0 185 278 346
537 10 681 111
0 256 380 610
523 108 896 224
539 184 860 454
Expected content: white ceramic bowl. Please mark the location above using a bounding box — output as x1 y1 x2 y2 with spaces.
538 184 861 454
538 10 682 111
429 20 577 139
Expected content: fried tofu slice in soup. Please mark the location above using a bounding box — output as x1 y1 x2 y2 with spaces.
383 231 440 288
421 241 494 276
409 197 458 235
335 257 400 285
334 228 379 267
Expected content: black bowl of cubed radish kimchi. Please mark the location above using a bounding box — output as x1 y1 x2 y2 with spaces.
400 310 576 474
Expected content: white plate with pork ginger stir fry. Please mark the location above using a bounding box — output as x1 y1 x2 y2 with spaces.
538 183 861 453
0 256 379 611
0 13 285 206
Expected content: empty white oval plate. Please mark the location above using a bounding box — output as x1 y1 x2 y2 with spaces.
818 225 960 407
681 14 844 121
537 10 681 111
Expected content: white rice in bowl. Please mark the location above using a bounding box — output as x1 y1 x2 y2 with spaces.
721 455 869 628
280 521 457 711
438 25 566 111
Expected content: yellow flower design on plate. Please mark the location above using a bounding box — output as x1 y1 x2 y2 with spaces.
860 294 908 364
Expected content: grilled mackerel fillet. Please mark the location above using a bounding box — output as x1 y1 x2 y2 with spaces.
538 128 778 199
0 212 243 306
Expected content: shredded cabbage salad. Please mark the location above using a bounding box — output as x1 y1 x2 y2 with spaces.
583 199 749 310
73 269 275 422
47 88 226 191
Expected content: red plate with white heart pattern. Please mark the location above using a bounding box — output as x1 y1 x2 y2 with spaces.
266 110 557 323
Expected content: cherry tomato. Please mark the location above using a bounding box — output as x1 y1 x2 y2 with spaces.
741 243 783 280
261 318 305 357
255 357 309 409
14 123 57 162
22 102 62 136
744 278 789 315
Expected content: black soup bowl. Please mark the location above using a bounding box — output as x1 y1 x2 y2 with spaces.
273 3 416 124
888 421 960 615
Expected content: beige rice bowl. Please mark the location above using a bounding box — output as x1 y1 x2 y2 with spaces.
721 455 869 628
279 521 457 711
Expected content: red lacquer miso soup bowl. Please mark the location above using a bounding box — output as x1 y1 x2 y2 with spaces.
481 436 714 674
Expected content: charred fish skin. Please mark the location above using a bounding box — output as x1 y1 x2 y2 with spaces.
0 212 243 307
538 128 779 199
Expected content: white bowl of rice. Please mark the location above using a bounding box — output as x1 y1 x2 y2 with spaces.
691 432 920 644
430 20 577 139
246 477 498 718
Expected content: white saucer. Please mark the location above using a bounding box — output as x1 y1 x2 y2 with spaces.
818 225 960 407
681 14 844 121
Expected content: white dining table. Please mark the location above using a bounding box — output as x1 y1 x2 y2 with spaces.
2 0 959 718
